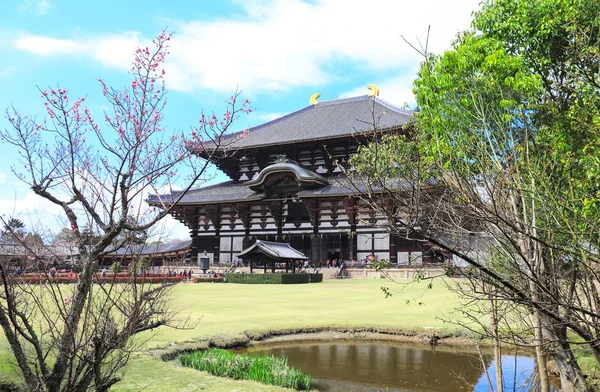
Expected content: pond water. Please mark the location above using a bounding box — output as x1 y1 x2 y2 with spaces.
233 341 560 391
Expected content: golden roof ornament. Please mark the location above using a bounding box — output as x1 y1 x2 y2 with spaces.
310 93 321 105
367 84 380 97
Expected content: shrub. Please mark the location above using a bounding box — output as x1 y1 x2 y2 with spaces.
280 274 309 284
226 273 314 284
309 273 323 283
226 274 281 284
180 349 311 391
12 274 186 285
191 277 224 283
110 262 122 274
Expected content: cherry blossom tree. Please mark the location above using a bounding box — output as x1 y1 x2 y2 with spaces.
0 30 250 391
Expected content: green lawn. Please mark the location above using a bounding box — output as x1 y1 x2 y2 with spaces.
0 279 468 391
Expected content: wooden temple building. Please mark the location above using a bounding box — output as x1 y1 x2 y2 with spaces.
148 87 437 267
238 240 309 273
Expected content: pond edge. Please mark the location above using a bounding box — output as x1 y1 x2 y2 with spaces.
153 326 483 362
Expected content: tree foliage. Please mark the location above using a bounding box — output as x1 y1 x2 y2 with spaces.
351 0 600 390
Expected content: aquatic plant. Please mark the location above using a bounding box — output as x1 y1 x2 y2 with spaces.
180 348 311 390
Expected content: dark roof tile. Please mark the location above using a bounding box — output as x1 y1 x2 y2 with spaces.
238 240 309 260
149 174 436 205
207 95 414 150
148 181 265 205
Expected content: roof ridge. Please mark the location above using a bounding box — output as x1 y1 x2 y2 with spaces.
242 95 412 135
199 93 415 152
318 95 371 106
372 96 415 116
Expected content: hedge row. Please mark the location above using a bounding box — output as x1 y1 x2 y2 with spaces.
191 277 224 283
12 275 187 284
309 273 323 283
225 273 322 284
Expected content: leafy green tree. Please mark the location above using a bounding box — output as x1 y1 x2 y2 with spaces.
110 261 122 274
2 218 26 244
351 1 600 390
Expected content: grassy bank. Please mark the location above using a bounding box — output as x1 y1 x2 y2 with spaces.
106 278 469 391
141 278 465 350
1 278 595 391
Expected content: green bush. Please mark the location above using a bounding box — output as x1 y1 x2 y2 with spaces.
309 273 323 283
280 274 309 284
110 262 122 274
180 349 311 391
226 273 314 284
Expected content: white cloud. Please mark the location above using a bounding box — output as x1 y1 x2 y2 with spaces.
88 33 143 69
12 0 479 96
152 215 190 240
0 190 65 230
14 36 80 56
0 66 17 78
13 32 142 66
340 71 418 107
18 0 52 16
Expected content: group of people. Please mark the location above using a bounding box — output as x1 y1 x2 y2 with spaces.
325 259 350 269
168 269 194 278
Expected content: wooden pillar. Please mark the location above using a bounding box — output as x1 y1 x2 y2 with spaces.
267 201 284 242
345 199 358 261
320 234 328 262
237 204 253 253
250 261 253 274
189 212 200 265
310 235 320 264
389 234 397 265
263 261 267 274
207 206 221 264
306 200 320 263
383 199 399 265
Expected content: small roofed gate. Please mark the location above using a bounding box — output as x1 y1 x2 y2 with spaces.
237 240 309 274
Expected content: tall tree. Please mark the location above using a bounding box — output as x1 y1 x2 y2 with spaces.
2 218 26 244
349 1 600 390
0 30 250 391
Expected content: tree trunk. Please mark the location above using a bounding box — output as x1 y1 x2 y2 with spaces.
490 292 503 392
532 310 551 392
541 316 590 392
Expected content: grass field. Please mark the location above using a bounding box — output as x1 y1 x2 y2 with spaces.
0 278 486 391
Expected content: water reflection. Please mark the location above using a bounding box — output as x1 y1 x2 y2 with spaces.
474 356 558 392
235 341 559 391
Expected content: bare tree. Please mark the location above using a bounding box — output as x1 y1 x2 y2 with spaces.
0 30 250 391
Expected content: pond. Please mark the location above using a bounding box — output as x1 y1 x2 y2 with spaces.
233 340 560 391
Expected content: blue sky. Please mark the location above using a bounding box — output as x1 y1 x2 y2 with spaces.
0 0 479 238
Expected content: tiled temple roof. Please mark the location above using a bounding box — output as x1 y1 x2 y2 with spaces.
204 95 414 150
148 175 437 206
297 176 438 197
238 240 309 260
105 239 192 256
147 181 265 205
